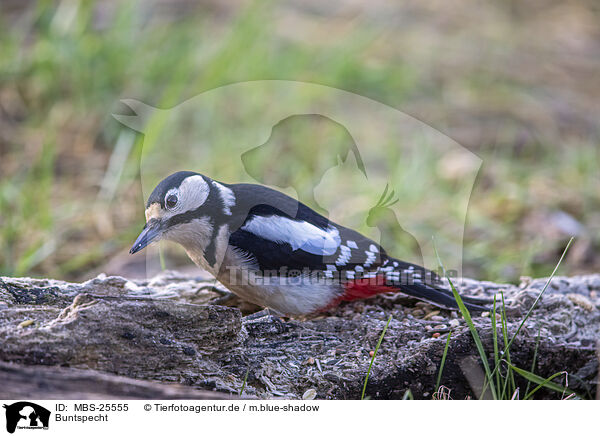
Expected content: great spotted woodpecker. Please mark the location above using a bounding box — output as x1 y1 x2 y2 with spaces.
130 171 487 316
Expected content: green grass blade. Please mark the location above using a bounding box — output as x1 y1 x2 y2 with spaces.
433 240 497 400
503 237 574 354
524 326 542 398
435 330 452 394
486 237 574 394
491 295 501 394
402 389 414 400
361 315 393 400
500 292 516 399
447 276 497 400
506 364 575 399
159 244 167 271
239 368 250 396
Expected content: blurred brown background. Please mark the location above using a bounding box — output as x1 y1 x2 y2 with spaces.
0 0 598 282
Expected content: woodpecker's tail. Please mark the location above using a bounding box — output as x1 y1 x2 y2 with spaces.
392 280 489 312
342 260 490 312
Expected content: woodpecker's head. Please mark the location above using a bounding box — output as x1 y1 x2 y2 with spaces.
129 171 236 255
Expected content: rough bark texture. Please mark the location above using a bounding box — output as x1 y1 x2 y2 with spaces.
1 272 598 400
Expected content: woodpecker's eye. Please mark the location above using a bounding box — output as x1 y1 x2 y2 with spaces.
166 194 178 209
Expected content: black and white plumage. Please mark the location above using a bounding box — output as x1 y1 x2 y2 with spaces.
130 171 487 316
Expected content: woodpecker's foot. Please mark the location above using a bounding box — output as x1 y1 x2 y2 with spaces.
213 293 236 305
243 308 286 324
243 309 287 335
244 308 276 321
196 284 230 296
196 284 235 305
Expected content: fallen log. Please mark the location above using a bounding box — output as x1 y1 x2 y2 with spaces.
1 272 598 399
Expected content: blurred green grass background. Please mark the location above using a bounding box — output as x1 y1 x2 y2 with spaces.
0 0 598 282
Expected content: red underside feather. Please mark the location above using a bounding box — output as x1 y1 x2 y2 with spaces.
322 275 397 311
342 275 396 301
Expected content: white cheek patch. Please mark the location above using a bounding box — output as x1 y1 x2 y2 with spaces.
175 175 210 214
242 215 341 256
150 175 210 221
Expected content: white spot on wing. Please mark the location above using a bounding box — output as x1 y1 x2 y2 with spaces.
386 271 400 281
346 240 358 249
335 245 351 266
242 216 341 256
364 250 376 267
369 244 379 253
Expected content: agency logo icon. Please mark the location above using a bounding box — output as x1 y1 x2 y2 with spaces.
3 402 50 434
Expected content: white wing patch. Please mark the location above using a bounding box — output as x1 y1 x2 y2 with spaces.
242 215 341 256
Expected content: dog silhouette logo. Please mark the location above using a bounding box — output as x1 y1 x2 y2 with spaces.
3 402 50 434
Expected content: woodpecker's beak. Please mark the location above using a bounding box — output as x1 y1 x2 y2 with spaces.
129 219 163 254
